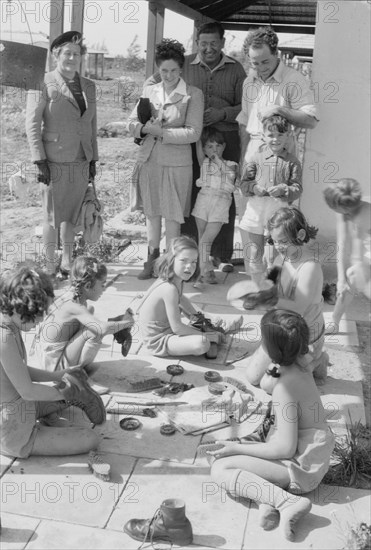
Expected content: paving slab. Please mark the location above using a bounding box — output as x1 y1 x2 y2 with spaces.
107 458 249 549
0 513 39 550
324 312 359 348
0 454 15 477
242 485 370 549
24 520 138 550
1 453 135 528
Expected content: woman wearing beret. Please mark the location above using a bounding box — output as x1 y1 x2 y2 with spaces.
26 31 99 278
127 39 204 279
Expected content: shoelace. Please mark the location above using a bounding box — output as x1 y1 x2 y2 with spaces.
137 508 172 550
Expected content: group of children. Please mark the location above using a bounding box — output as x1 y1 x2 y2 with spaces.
1 113 369 540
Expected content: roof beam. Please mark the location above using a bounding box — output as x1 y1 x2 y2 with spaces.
222 22 316 34
142 0 214 23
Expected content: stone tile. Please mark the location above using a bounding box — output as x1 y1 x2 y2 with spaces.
324 312 359 347
242 485 370 549
25 520 138 550
0 454 15 477
0 513 39 550
1 453 135 528
319 378 365 427
108 459 249 549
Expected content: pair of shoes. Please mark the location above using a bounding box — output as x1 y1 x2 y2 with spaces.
219 262 234 273
56 369 106 425
124 498 193 546
137 248 160 280
204 270 218 284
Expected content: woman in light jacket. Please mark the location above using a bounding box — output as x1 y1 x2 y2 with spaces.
128 39 204 279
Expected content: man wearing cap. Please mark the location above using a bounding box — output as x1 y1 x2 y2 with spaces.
146 22 246 275
26 31 99 277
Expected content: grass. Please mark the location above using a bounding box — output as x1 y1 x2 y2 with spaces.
323 420 371 488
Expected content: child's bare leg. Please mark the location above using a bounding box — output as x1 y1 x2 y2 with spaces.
325 288 354 334
241 230 266 284
211 456 311 541
166 333 212 356
195 217 208 275
64 328 103 367
31 425 99 456
199 222 223 275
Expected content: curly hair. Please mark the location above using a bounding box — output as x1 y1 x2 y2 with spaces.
197 22 225 40
200 126 226 147
323 178 362 212
0 267 54 323
154 236 200 283
70 256 107 302
155 39 185 69
261 309 309 366
244 26 279 55
267 207 318 245
53 35 87 56
262 115 290 134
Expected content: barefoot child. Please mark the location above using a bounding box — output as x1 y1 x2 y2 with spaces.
0 266 103 458
191 128 238 286
239 115 302 284
138 236 242 357
34 256 134 371
323 178 371 333
243 207 328 387
209 309 335 542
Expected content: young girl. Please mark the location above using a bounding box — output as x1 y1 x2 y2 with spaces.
192 128 238 286
0 266 101 457
35 256 134 371
209 309 335 542
243 207 328 387
138 236 242 357
323 178 371 333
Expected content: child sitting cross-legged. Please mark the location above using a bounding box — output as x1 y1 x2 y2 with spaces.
209 309 335 542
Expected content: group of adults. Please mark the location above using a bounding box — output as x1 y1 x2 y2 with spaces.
26 23 318 279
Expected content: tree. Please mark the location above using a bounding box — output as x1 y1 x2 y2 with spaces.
125 35 145 72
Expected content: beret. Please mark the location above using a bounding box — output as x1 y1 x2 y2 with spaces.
50 31 82 52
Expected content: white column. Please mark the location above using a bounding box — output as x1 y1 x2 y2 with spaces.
145 2 165 79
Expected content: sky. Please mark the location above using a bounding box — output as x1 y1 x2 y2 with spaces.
1 0 248 56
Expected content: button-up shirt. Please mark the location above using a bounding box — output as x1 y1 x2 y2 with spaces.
242 144 302 203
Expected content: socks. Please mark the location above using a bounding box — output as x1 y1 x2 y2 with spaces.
228 469 312 541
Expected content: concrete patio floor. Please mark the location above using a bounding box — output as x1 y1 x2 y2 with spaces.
1 243 370 549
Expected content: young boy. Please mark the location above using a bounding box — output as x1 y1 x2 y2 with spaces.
323 178 371 333
192 128 238 286
239 115 302 284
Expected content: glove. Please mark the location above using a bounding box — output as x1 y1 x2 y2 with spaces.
89 161 96 182
35 160 50 185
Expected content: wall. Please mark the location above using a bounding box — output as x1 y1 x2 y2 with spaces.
301 0 370 279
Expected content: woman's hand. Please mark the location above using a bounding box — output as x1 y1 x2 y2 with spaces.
207 440 241 458
35 160 50 186
143 119 163 138
268 184 287 198
253 184 269 197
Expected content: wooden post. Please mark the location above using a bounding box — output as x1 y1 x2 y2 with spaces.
71 0 85 33
145 2 165 79
48 0 64 70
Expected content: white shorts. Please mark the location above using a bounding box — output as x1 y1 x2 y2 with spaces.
239 196 286 234
192 192 231 224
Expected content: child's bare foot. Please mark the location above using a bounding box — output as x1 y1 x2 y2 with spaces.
325 322 339 335
280 497 312 541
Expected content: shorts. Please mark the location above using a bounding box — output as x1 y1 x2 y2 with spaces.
192 192 231 224
239 196 286 234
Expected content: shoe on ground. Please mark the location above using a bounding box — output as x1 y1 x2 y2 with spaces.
193 276 205 289
219 262 234 273
204 270 218 284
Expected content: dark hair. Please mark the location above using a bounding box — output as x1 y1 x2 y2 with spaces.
155 39 185 69
70 256 107 302
323 178 362 212
53 35 87 56
197 22 225 40
267 207 318 245
261 309 309 366
262 115 289 134
201 127 226 147
0 266 54 323
244 26 278 55
154 236 200 282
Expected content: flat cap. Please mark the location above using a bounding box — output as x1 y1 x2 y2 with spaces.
50 31 82 52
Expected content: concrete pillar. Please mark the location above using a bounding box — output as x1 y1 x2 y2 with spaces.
301 1 370 278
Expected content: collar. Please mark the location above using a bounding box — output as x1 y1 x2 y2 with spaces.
190 52 235 69
251 59 285 84
262 145 290 160
152 77 188 97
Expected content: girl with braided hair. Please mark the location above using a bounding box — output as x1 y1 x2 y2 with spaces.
35 256 134 371
209 309 335 542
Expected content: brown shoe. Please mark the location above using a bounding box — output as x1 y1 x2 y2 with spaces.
56 370 106 425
